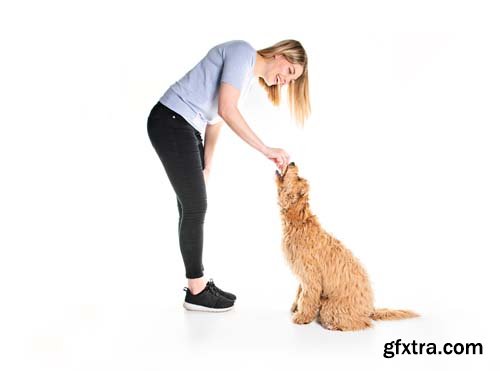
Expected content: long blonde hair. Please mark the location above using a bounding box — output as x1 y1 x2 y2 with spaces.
257 39 311 127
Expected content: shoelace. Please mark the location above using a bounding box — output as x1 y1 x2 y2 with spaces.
207 279 222 294
206 281 220 296
183 279 221 296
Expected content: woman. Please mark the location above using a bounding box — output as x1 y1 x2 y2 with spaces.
147 39 310 312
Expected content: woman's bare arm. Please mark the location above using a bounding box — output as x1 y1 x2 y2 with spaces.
218 81 290 170
218 82 268 154
204 120 224 170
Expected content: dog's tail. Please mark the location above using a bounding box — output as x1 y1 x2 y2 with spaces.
370 308 419 321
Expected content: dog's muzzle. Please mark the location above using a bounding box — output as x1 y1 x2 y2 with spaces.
276 162 295 178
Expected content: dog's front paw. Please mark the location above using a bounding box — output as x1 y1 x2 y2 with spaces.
292 312 314 325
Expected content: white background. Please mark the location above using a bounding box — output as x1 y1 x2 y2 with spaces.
1 0 499 370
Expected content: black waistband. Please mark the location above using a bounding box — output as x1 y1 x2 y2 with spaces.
153 101 202 137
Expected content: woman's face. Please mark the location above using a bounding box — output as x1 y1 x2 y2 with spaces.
266 54 304 87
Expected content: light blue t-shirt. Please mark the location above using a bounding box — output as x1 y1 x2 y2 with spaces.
159 40 256 135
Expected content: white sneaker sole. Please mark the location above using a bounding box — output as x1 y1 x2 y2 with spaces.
183 301 234 312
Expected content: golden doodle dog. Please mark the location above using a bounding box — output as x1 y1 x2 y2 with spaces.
275 162 419 331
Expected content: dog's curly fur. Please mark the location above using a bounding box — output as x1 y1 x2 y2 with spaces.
275 163 419 331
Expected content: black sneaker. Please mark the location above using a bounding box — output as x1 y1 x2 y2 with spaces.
183 283 235 312
207 278 237 301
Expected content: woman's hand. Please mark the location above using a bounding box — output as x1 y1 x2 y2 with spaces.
263 147 290 173
203 167 210 184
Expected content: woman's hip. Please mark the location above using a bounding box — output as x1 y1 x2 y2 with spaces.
147 102 205 175
147 102 203 152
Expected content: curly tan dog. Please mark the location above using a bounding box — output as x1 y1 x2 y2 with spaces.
275 162 419 331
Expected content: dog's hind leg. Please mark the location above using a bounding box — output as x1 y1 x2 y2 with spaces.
291 279 321 325
319 298 372 331
290 284 302 313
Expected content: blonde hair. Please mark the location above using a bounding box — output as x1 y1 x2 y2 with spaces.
257 39 311 127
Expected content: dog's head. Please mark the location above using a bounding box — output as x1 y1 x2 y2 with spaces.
275 162 310 210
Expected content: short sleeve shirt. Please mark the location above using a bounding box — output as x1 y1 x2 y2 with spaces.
159 40 256 135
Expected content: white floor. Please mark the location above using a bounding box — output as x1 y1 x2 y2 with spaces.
4 277 498 371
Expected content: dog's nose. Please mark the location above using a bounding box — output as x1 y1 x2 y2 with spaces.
289 162 295 167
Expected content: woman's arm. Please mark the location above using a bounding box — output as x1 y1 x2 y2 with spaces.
204 120 224 170
217 82 290 171
218 82 268 154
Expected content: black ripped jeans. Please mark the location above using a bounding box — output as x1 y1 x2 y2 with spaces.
147 101 206 279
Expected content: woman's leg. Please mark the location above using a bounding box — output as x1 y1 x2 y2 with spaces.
186 132 209 294
176 197 205 275
147 102 207 282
